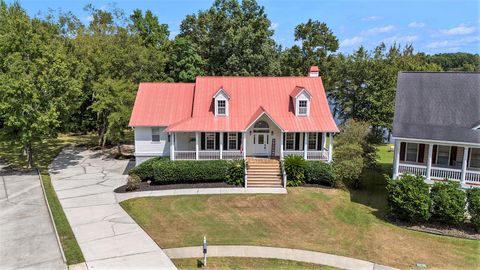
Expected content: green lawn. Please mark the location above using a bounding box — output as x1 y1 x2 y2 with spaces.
0 132 98 265
121 145 480 270
172 257 338 270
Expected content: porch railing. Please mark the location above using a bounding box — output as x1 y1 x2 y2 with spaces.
283 150 304 157
174 151 196 160
223 150 242 159
430 167 461 181
398 163 427 177
174 150 242 160
307 150 328 160
466 171 480 184
398 163 480 185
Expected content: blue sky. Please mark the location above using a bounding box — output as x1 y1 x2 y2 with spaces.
8 0 480 54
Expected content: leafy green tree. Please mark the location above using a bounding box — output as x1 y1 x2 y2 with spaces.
166 37 206 82
179 0 280 76
129 9 169 47
427 52 480 71
279 45 305 76
0 2 83 167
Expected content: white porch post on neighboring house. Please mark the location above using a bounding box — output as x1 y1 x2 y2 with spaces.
461 146 469 185
195 132 199 160
219 132 224 159
426 143 433 181
242 132 247 159
280 132 284 160
327 133 333 163
303 132 308 159
393 140 401 179
170 133 175 160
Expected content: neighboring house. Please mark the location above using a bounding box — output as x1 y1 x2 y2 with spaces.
129 67 339 166
392 72 480 188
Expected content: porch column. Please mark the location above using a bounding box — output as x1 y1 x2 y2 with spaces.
426 143 433 181
327 133 333 163
170 133 175 160
280 132 284 160
393 140 401 179
242 132 247 159
219 132 224 159
195 132 199 160
323 132 327 150
303 132 308 159
461 146 469 185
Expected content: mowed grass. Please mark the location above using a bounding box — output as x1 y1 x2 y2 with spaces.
172 257 338 270
0 132 98 264
121 145 480 270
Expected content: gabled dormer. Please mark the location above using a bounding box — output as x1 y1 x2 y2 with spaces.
213 87 230 116
290 86 312 116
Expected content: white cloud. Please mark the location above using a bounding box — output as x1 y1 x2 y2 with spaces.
440 25 476 35
408 22 425 28
361 16 382 22
340 36 365 47
360 25 394 35
382 35 419 44
425 36 480 48
270 22 279 31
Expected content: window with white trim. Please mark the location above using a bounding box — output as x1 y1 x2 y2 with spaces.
151 127 160 142
308 133 317 150
470 148 480 168
405 143 418 162
217 100 226 115
228 133 237 150
286 133 295 150
436 145 450 165
206 132 216 150
298 100 308 115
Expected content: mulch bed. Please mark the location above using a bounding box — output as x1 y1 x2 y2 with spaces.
114 181 239 193
388 217 480 240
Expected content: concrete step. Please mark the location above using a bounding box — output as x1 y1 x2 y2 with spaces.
247 173 282 178
247 178 282 182
247 183 283 187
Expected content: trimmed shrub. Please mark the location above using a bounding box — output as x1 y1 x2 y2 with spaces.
430 181 466 224
152 160 229 184
304 161 335 187
129 157 164 180
467 188 480 231
225 159 245 186
386 174 431 222
284 155 307 186
126 174 141 192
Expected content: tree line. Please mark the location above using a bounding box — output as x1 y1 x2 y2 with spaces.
0 0 479 167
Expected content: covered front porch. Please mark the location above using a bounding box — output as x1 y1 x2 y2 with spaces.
393 140 480 187
169 115 333 161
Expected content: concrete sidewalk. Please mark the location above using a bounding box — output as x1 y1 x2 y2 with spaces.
0 171 65 270
49 148 176 270
116 187 287 202
164 245 398 270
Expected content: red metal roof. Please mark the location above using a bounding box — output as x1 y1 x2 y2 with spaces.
128 83 194 127
309 66 319 72
164 76 338 132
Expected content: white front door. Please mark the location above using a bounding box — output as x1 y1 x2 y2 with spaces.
253 133 270 156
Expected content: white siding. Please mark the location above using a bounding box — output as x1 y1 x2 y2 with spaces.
245 114 281 156
134 126 170 157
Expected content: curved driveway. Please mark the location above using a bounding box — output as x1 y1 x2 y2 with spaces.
49 148 176 270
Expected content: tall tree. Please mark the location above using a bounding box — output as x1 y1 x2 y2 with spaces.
0 1 83 167
166 37 206 82
179 0 280 76
129 9 169 47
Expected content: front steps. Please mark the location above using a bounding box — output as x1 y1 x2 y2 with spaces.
246 158 283 188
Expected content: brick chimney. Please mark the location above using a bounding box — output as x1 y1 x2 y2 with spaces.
308 66 319 77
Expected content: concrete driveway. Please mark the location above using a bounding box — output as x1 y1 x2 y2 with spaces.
0 171 65 270
49 147 176 269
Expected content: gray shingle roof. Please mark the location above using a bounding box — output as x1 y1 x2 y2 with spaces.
393 72 480 145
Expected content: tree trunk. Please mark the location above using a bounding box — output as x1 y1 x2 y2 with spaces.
26 142 33 169
117 143 122 157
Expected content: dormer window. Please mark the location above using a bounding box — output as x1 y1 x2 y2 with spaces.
290 86 311 116
298 100 308 115
213 87 230 116
217 100 226 115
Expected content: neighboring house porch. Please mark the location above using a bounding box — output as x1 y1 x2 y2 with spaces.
393 140 480 187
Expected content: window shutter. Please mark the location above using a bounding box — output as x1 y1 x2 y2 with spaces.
432 145 437 164
449 146 457 166
215 133 220 150
283 133 286 150
223 133 228 150
237 133 242 150
201 133 205 150
400 142 406 161
418 144 425 163
317 133 322 150
295 133 300 150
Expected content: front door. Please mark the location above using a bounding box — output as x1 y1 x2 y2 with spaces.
253 133 270 156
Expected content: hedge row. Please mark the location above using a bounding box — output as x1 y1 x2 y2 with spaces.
387 174 480 230
283 155 335 187
129 157 244 185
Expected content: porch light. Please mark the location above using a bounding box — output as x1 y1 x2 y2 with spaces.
271 131 274 135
